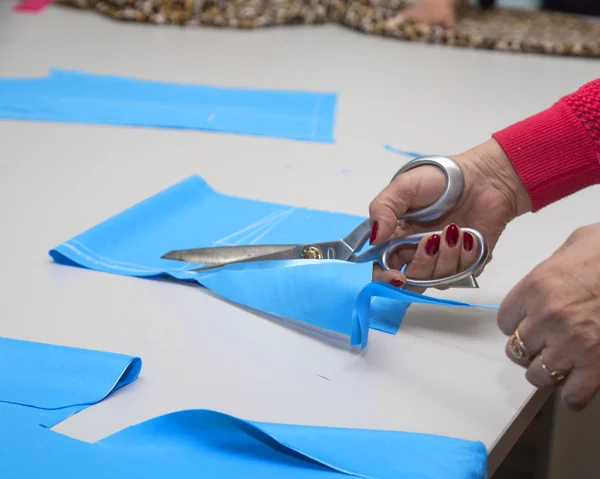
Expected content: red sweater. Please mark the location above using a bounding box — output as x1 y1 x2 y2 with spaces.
493 79 600 212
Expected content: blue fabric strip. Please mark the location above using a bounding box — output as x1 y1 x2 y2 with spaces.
0 69 337 142
0 336 141 427
383 144 425 158
49 175 497 350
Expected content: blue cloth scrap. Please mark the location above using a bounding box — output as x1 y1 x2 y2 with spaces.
384 144 425 158
0 336 141 427
0 69 337 142
49 175 497 350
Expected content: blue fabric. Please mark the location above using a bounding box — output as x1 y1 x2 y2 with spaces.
0 336 141 427
49 175 497 349
0 69 337 142
0 406 487 479
0 336 486 478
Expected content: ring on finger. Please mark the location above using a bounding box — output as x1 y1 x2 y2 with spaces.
540 354 567 383
508 329 532 361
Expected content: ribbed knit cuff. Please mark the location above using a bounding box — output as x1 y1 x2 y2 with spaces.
493 101 600 212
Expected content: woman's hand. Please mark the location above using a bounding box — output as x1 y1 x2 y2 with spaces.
499 224 600 411
369 139 531 290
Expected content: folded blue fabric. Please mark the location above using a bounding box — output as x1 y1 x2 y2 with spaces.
0 69 337 142
0 336 141 427
49 175 497 349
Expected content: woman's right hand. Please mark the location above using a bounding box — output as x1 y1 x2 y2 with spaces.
370 139 532 291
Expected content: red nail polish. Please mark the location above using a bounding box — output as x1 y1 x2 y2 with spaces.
463 232 474 252
390 278 405 288
445 224 459 247
369 221 379 245
425 234 441 256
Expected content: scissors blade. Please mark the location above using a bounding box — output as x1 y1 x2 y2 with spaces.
341 219 371 258
161 244 302 267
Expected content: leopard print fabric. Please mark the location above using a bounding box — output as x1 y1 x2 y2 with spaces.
56 0 600 57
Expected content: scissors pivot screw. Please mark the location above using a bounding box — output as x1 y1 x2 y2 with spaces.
300 246 324 260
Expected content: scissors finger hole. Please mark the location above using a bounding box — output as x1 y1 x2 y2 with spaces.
387 245 418 271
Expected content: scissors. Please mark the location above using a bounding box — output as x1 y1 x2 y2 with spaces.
162 156 490 289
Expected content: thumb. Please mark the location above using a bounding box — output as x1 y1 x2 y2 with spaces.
368 165 447 244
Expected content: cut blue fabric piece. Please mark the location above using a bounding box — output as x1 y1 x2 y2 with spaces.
49 175 497 349
0 407 487 479
0 69 337 142
0 336 141 427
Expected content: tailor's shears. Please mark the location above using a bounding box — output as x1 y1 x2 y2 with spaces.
162 156 490 289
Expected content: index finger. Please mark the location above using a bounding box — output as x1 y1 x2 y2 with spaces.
498 275 529 335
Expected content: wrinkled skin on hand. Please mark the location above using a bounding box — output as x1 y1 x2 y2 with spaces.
498 223 600 411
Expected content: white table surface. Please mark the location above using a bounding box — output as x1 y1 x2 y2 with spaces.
1 3 599 476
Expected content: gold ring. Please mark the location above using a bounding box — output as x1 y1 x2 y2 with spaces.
540 354 566 382
508 329 531 361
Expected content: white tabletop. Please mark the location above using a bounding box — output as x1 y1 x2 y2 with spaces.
1 3 599 476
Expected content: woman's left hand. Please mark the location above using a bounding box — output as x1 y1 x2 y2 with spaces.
498 223 600 411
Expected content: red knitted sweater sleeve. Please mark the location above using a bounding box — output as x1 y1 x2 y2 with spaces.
492 79 600 212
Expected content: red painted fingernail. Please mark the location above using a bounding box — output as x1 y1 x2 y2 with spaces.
369 221 379 245
425 234 441 256
445 224 459 247
390 278 405 288
463 232 474 251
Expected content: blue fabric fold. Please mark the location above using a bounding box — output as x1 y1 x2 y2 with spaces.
0 407 487 479
49 175 497 350
0 69 337 142
0 336 141 427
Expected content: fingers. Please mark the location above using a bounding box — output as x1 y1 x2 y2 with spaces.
372 263 407 288
501 268 600 411
504 317 545 366
370 225 478 293
432 224 462 280
560 368 600 411
524 349 599 412
369 165 446 245
460 231 478 272
403 225 475 292
402 233 441 293
512 344 598 411
525 348 573 389
497 274 530 336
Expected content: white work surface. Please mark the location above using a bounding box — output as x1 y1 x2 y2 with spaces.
1 4 599 476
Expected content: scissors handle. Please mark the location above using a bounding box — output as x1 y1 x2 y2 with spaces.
392 155 464 223
381 156 489 288
377 228 489 288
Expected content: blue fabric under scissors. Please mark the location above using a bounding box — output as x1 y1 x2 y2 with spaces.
49 175 497 349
